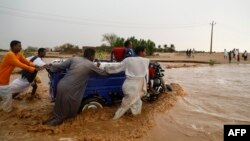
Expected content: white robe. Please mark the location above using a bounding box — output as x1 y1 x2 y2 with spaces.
0 85 12 112
10 56 46 94
104 57 149 119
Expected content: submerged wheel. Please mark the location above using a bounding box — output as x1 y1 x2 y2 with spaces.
79 97 104 113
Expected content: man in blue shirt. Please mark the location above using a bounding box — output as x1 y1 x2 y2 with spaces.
124 40 135 57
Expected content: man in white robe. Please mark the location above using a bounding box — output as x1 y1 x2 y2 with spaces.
105 46 149 119
10 48 47 97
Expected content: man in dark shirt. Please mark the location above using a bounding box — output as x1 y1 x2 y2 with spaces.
124 40 135 58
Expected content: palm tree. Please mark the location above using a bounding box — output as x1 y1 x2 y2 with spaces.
163 44 168 52
170 44 176 52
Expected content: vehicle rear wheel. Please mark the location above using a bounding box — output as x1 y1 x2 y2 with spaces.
79 97 105 113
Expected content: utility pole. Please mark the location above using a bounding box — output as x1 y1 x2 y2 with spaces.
210 21 216 54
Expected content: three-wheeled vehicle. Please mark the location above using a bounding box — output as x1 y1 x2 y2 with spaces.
48 49 167 112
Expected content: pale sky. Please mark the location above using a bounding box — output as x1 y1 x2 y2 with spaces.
0 0 249 52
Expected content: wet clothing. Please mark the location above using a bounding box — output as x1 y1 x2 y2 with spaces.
0 51 35 112
0 51 35 85
50 57 107 120
105 57 149 119
113 77 146 119
0 85 12 112
10 56 46 94
26 56 46 67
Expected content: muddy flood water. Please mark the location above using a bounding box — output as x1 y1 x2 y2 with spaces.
140 64 250 141
1 61 250 141
1 58 186 141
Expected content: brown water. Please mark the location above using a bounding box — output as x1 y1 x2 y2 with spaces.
2 59 250 141
1 58 187 141
140 64 250 141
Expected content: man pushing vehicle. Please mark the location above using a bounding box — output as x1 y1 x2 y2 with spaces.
105 46 149 119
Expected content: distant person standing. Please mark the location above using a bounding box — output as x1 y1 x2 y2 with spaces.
124 40 136 58
192 48 195 58
233 48 236 58
186 49 189 58
224 49 228 59
243 50 248 61
236 49 240 62
228 51 232 63
189 49 192 58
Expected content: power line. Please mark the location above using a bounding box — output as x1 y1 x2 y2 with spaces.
0 5 124 24
0 5 207 27
0 5 208 29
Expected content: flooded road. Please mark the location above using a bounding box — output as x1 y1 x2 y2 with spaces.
140 64 250 141
2 58 250 141
1 58 186 141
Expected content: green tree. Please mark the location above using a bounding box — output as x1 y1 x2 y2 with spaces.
25 46 38 52
169 44 176 52
128 36 139 47
54 43 81 54
163 44 168 52
100 34 157 56
23 46 38 57
127 37 156 55
113 37 125 47
163 44 167 48
145 39 156 55
102 33 118 47
0 49 8 52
